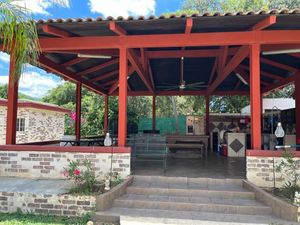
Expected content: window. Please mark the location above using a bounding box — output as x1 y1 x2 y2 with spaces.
16 118 25 132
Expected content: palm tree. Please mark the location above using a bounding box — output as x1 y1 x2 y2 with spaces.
0 0 68 80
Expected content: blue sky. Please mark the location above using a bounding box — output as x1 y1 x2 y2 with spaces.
0 0 182 98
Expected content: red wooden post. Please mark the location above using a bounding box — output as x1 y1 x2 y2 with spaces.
6 56 18 145
75 82 82 141
118 48 128 146
205 95 210 135
250 44 262 149
152 95 156 130
104 95 109 133
295 78 300 143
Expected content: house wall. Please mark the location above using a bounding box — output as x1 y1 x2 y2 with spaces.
0 106 65 144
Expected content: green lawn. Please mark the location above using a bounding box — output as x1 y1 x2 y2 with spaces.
0 211 90 225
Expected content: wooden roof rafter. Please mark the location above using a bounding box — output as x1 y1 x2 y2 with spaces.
77 58 119 77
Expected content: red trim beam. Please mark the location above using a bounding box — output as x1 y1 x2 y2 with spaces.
39 30 300 50
0 145 131 153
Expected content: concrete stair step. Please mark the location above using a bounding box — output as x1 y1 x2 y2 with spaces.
113 199 272 215
126 186 255 200
94 207 296 225
133 175 243 186
120 194 264 206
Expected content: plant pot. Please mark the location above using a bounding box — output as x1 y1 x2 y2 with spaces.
93 181 105 193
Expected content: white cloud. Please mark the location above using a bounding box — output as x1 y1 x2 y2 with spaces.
0 52 10 63
88 0 156 18
0 71 62 98
12 0 70 15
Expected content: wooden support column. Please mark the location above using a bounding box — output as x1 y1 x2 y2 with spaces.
250 44 262 149
6 56 19 145
152 96 156 130
118 48 128 147
205 95 210 135
75 82 82 141
104 95 109 134
295 77 300 144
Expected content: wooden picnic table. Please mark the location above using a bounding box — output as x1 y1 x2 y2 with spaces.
61 138 104 146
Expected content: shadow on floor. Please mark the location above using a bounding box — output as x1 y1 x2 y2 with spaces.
131 152 246 179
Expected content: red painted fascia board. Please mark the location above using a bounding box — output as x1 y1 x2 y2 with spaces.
246 150 300 157
0 145 131 154
0 99 70 114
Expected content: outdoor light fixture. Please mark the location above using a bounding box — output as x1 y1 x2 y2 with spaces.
262 48 300 55
77 54 112 59
275 122 285 138
235 73 248 85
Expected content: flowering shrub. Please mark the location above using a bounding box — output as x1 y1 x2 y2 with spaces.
63 159 97 194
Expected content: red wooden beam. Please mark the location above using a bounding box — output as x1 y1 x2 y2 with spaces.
91 69 119 83
47 49 119 56
251 16 276 31
263 71 298 93
239 64 283 81
289 53 300 58
205 95 210 135
60 57 88 67
236 67 269 86
42 24 77 37
100 79 118 87
111 90 249 96
104 95 109 133
128 49 154 93
109 22 127 36
75 82 82 141
118 47 128 147
261 57 298 73
250 44 262 149
39 55 106 95
78 58 119 76
208 46 249 94
185 18 193 34
295 77 300 141
141 48 155 90
152 96 156 130
144 49 220 59
208 59 217 85
6 56 18 145
108 67 135 95
39 30 300 50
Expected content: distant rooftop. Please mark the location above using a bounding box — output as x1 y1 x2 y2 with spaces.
0 98 70 113
241 98 295 114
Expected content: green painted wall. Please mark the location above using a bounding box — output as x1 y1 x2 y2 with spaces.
138 116 186 135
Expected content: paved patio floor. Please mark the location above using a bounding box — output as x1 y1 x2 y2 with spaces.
132 152 246 178
0 177 73 194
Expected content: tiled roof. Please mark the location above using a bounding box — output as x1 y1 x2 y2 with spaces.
35 8 300 24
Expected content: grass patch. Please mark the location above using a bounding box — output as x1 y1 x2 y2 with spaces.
0 211 90 225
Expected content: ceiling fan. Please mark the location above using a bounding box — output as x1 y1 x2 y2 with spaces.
157 57 207 90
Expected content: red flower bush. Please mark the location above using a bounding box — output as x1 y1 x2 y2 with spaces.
74 169 80 176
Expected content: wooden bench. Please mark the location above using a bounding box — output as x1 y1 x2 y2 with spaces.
127 134 168 171
166 135 209 157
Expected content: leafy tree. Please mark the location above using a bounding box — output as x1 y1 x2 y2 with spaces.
210 96 250 113
180 0 299 14
0 83 37 100
0 0 68 81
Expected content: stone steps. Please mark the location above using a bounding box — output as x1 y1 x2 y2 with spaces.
94 208 296 225
95 175 297 225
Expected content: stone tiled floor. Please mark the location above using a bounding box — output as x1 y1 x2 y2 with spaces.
132 152 246 178
0 177 73 194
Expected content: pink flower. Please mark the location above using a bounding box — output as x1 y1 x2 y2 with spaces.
74 169 80 176
70 112 76 121
63 170 69 177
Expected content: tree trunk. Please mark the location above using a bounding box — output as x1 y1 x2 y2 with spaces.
169 96 179 134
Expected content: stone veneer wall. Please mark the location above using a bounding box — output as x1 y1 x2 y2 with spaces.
247 155 300 188
0 151 130 179
0 106 65 145
0 191 96 216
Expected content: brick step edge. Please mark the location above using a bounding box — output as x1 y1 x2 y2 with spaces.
113 199 272 215
126 187 256 199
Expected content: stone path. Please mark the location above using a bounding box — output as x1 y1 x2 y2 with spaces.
0 177 73 194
